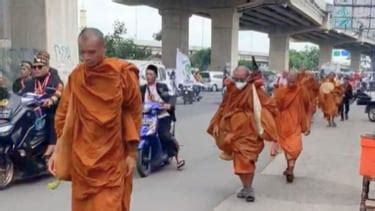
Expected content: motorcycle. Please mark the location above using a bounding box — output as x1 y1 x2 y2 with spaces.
137 102 172 177
180 84 194 105
0 92 49 190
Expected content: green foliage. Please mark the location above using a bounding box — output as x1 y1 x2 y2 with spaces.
153 30 162 41
289 46 319 70
104 20 152 60
190 48 211 71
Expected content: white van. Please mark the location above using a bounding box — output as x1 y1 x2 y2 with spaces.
200 71 224 92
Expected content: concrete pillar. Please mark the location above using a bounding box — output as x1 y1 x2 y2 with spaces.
210 8 240 72
8 0 79 82
159 9 191 68
319 45 333 67
0 0 10 41
350 51 361 71
268 34 290 71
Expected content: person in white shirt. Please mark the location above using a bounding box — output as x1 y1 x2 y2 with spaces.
140 65 185 169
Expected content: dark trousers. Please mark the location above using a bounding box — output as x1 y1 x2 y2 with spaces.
158 116 179 157
339 99 350 120
45 110 57 145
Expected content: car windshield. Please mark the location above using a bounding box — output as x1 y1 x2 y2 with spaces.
200 72 210 78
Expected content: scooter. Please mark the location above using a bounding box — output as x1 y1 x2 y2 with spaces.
180 85 194 105
0 92 49 190
137 102 171 177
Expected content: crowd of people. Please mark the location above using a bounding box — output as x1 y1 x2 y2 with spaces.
4 26 357 210
207 64 355 202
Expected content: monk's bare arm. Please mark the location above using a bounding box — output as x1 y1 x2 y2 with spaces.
121 64 142 158
54 78 72 138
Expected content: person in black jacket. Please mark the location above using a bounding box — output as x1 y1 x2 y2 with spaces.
21 52 64 158
13 61 32 94
339 77 353 121
140 64 185 169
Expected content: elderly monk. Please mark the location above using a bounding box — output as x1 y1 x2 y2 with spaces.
207 66 278 202
319 72 343 127
274 72 311 183
48 28 142 211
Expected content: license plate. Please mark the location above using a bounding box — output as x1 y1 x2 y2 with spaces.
142 118 154 125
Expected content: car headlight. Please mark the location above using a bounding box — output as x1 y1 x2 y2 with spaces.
0 125 13 136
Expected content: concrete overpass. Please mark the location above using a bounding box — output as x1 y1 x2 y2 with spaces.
114 0 375 71
0 0 78 82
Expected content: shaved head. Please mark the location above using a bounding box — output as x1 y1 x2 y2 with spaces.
78 27 105 45
287 72 298 88
232 66 250 83
78 27 106 68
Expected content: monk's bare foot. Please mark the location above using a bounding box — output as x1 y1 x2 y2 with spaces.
219 151 233 161
332 122 337 127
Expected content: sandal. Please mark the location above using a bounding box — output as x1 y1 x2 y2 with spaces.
237 188 246 199
243 187 255 202
237 187 255 202
283 170 294 183
177 159 185 170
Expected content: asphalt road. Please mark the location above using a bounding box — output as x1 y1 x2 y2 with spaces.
0 92 273 211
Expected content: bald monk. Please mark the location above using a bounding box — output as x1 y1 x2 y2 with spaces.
298 72 320 121
270 70 289 157
48 28 142 211
274 72 311 183
319 72 343 127
207 66 278 202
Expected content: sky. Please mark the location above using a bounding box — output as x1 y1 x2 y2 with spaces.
80 0 334 54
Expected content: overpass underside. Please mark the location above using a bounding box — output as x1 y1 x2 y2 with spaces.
114 0 375 71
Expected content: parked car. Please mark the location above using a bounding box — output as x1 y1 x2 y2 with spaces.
200 71 224 92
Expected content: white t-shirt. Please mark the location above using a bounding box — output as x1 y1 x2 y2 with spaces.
145 84 169 118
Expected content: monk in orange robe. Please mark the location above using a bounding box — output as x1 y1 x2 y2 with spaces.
207 66 278 202
319 72 344 127
298 71 320 120
48 28 142 211
274 72 311 183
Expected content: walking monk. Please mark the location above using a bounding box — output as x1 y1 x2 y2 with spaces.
274 72 311 183
48 28 142 211
319 72 343 127
207 66 278 202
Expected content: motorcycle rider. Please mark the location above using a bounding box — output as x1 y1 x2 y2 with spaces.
140 64 185 169
13 61 32 94
21 52 63 158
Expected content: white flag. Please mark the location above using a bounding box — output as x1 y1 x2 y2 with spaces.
176 49 193 85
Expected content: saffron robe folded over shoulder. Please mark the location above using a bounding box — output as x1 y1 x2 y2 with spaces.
275 86 310 159
207 82 278 161
55 58 142 211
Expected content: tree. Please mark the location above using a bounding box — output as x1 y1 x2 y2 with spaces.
238 60 254 69
289 46 319 70
190 48 211 71
104 20 152 60
153 30 162 41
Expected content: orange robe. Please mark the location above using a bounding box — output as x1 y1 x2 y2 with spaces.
55 58 142 211
207 81 278 174
319 79 343 119
299 74 320 117
275 86 310 160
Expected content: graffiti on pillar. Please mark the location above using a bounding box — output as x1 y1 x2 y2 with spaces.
0 47 38 84
53 44 73 81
